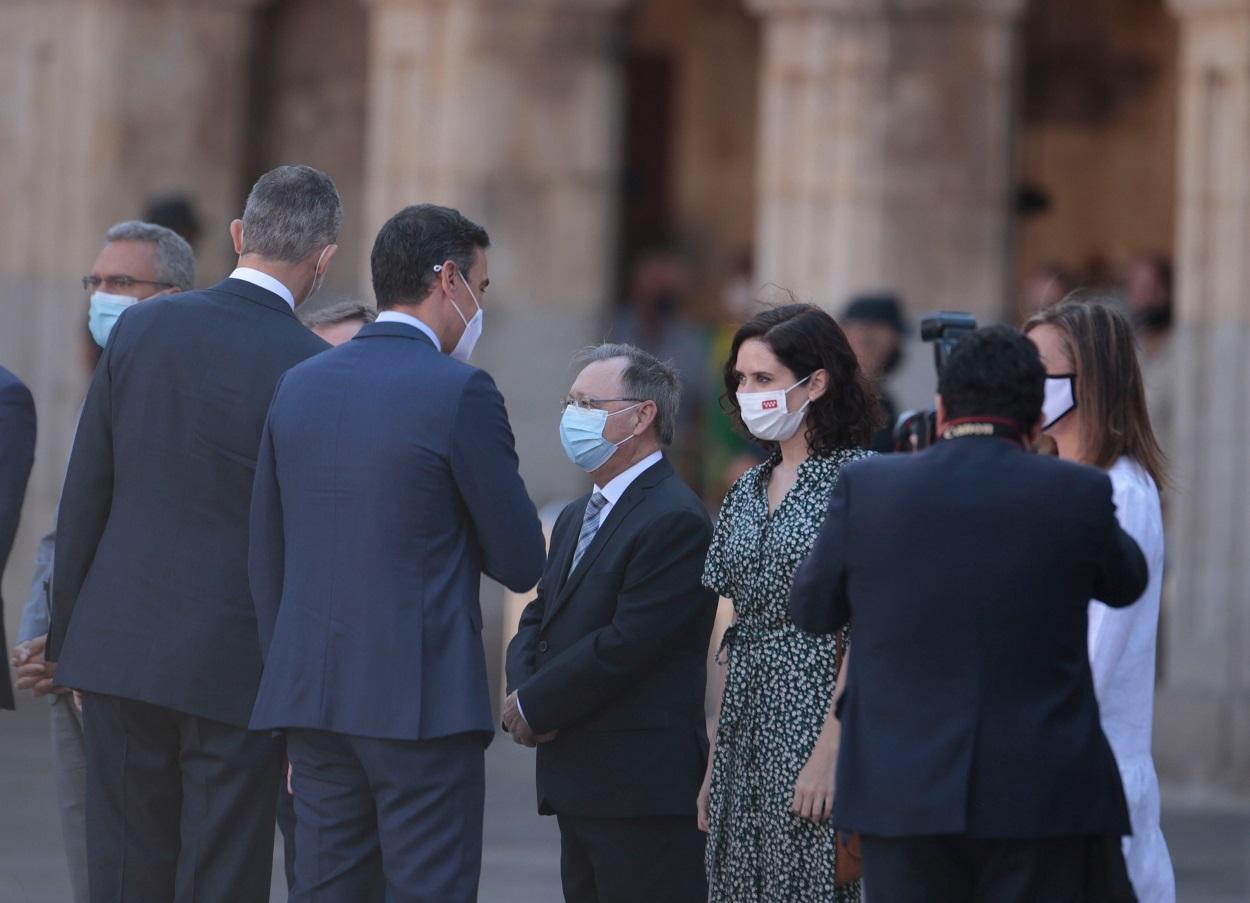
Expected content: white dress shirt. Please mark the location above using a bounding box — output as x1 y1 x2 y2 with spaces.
514 450 664 730
375 310 441 350
229 267 296 310
590 449 664 535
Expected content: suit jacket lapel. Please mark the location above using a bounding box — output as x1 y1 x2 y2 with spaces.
540 457 673 630
549 497 585 602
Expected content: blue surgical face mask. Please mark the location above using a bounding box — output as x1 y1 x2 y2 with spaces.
559 403 642 472
88 291 140 348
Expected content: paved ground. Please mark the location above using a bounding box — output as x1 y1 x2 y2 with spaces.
3 698 1248 902
0 700 561 902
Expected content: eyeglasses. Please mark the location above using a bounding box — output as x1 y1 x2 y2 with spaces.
560 396 644 413
82 274 175 293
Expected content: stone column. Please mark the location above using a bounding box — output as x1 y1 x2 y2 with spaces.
744 0 1024 323
359 0 628 506
0 0 265 632
359 0 629 703
1157 0 1250 795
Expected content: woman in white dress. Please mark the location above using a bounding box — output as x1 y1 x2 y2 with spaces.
1026 300 1176 903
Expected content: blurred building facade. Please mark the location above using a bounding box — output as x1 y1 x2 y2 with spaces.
0 0 1245 794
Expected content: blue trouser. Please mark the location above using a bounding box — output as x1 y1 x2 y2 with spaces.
286 729 485 903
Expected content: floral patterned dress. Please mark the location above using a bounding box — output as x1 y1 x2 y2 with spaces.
702 448 870 903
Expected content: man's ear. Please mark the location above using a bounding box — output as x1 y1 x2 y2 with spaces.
229 220 245 256
635 400 658 436
317 243 339 274
437 260 458 297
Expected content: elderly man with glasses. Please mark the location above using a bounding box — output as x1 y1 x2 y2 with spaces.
9 219 194 903
504 343 718 903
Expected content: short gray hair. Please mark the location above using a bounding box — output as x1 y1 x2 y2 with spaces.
104 220 196 290
298 300 377 330
241 164 343 263
576 343 681 445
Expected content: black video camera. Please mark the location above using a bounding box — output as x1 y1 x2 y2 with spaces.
892 312 977 452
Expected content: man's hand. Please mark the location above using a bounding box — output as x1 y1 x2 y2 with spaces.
501 690 523 732
11 634 63 697
502 691 556 747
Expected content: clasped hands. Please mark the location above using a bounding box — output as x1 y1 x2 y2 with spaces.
9 634 67 698
501 691 557 748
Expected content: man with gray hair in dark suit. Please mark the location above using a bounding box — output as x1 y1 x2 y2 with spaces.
48 165 339 902
10 218 194 903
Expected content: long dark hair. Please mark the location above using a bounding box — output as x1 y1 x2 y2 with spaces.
1025 300 1168 488
722 303 880 454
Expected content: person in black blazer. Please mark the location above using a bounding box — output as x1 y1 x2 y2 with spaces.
505 343 717 903
789 325 1148 903
47 165 340 903
249 203 545 902
0 365 36 712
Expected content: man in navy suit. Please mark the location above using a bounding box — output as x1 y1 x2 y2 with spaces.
249 203 545 902
48 165 340 902
0 365 36 712
789 326 1146 902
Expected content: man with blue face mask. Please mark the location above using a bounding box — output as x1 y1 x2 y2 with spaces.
9 220 193 903
81 221 196 349
504 344 717 903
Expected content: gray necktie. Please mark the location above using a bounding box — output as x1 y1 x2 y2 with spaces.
569 492 608 575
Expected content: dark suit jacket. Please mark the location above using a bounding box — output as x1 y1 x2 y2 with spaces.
248 320 544 742
505 456 717 818
789 435 1149 839
47 279 329 726
0 366 37 711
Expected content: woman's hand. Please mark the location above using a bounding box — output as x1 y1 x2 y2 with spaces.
696 762 714 833
791 742 837 824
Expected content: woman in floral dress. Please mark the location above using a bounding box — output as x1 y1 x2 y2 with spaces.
699 303 880 902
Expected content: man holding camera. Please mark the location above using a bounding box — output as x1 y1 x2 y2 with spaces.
789 325 1146 902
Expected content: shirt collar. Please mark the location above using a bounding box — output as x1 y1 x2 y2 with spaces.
595 450 664 506
229 267 296 310
374 311 442 350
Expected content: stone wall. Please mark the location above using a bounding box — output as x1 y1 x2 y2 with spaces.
1014 0 1179 309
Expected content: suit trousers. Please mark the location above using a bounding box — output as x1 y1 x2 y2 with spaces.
81 693 282 903
50 694 89 903
860 834 1137 903
286 729 485 903
275 763 384 903
556 813 707 903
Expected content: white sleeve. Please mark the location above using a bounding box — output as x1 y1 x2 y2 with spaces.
1088 465 1162 698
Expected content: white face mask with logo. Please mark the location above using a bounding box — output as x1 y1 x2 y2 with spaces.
737 375 812 442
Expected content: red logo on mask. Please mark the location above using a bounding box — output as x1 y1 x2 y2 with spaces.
762 399 779 410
